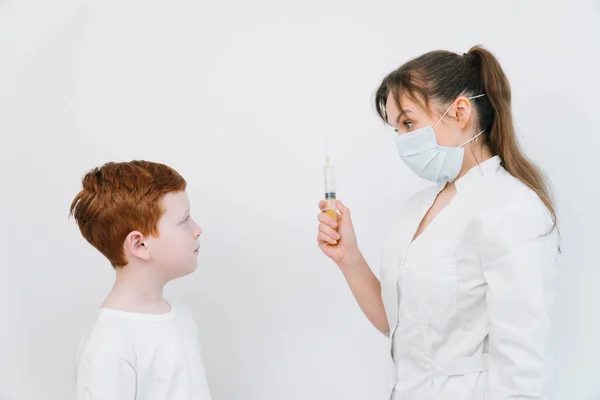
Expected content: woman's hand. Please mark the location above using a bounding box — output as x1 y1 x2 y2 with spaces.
317 200 359 267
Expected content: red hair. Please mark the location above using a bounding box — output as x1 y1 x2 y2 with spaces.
69 160 187 267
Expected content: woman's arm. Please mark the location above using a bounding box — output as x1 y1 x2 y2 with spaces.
339 248 390 335
317 200 389 334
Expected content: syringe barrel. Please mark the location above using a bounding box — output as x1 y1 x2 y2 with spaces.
324 166 336 195
323 165 338 222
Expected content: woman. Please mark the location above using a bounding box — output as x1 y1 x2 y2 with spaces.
317 46 559 399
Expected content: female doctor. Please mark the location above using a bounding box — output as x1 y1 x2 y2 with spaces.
317 46 559 399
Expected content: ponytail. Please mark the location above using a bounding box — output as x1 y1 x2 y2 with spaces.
468 46 557 231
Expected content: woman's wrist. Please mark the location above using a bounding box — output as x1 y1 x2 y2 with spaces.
338 247 364 274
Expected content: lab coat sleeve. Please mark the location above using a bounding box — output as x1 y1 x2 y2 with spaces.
479 200 558 399
76 350 136 400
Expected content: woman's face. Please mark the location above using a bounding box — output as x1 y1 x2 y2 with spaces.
385 92 475 147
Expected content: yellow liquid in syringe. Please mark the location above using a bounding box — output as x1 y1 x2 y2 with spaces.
325 199 338 222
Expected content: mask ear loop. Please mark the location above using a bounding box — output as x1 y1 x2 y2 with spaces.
459 129 486 148
462 129 487 176
458 93 487 148
433 94 485 129
462 120 488 176
433 103 454 129
468 94 486 100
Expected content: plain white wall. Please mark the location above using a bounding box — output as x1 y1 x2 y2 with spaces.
1 0 599 399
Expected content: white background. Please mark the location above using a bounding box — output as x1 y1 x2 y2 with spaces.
1 1 599 399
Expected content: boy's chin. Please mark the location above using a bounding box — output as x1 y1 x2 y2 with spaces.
186 262 199 275
171 262 198 279
158 261 198 282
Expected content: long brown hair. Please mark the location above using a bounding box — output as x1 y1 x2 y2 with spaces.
374 45 557 231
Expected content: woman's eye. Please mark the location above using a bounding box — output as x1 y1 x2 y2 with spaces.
184 216 190 223
403 121 413 129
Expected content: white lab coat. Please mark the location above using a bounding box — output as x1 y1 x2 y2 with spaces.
380 156 559 400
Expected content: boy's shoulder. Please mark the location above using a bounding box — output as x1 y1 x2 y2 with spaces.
77 303 198 361
77 308 141 364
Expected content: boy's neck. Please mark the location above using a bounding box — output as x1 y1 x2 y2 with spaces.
101 263 171 314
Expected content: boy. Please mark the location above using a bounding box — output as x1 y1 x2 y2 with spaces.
70 160 212 400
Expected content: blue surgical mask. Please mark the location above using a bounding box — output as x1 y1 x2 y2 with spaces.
395 94 485 183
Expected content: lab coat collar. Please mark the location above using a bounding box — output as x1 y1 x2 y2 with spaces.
454 155 502 192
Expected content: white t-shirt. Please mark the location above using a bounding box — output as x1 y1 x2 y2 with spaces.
76 304 212 400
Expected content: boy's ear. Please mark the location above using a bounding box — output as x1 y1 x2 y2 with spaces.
124 231 151 262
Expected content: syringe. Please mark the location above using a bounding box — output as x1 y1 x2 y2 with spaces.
324 155 338 223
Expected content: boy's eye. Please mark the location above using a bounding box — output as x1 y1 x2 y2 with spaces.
183 216 190 223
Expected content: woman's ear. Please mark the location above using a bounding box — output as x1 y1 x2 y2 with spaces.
453 96 473 129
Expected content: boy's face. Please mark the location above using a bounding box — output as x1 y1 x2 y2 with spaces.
144 191 202 280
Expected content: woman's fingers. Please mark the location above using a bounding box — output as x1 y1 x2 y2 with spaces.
318 200 326 211
318 231 338 245
319 222 340 240
317 211 338 229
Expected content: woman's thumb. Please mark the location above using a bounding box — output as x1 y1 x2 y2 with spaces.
336 200 351 217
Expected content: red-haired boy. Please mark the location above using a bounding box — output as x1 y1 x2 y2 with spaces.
70 161 211 400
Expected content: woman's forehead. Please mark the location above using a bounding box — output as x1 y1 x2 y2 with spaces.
385 91 424 122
